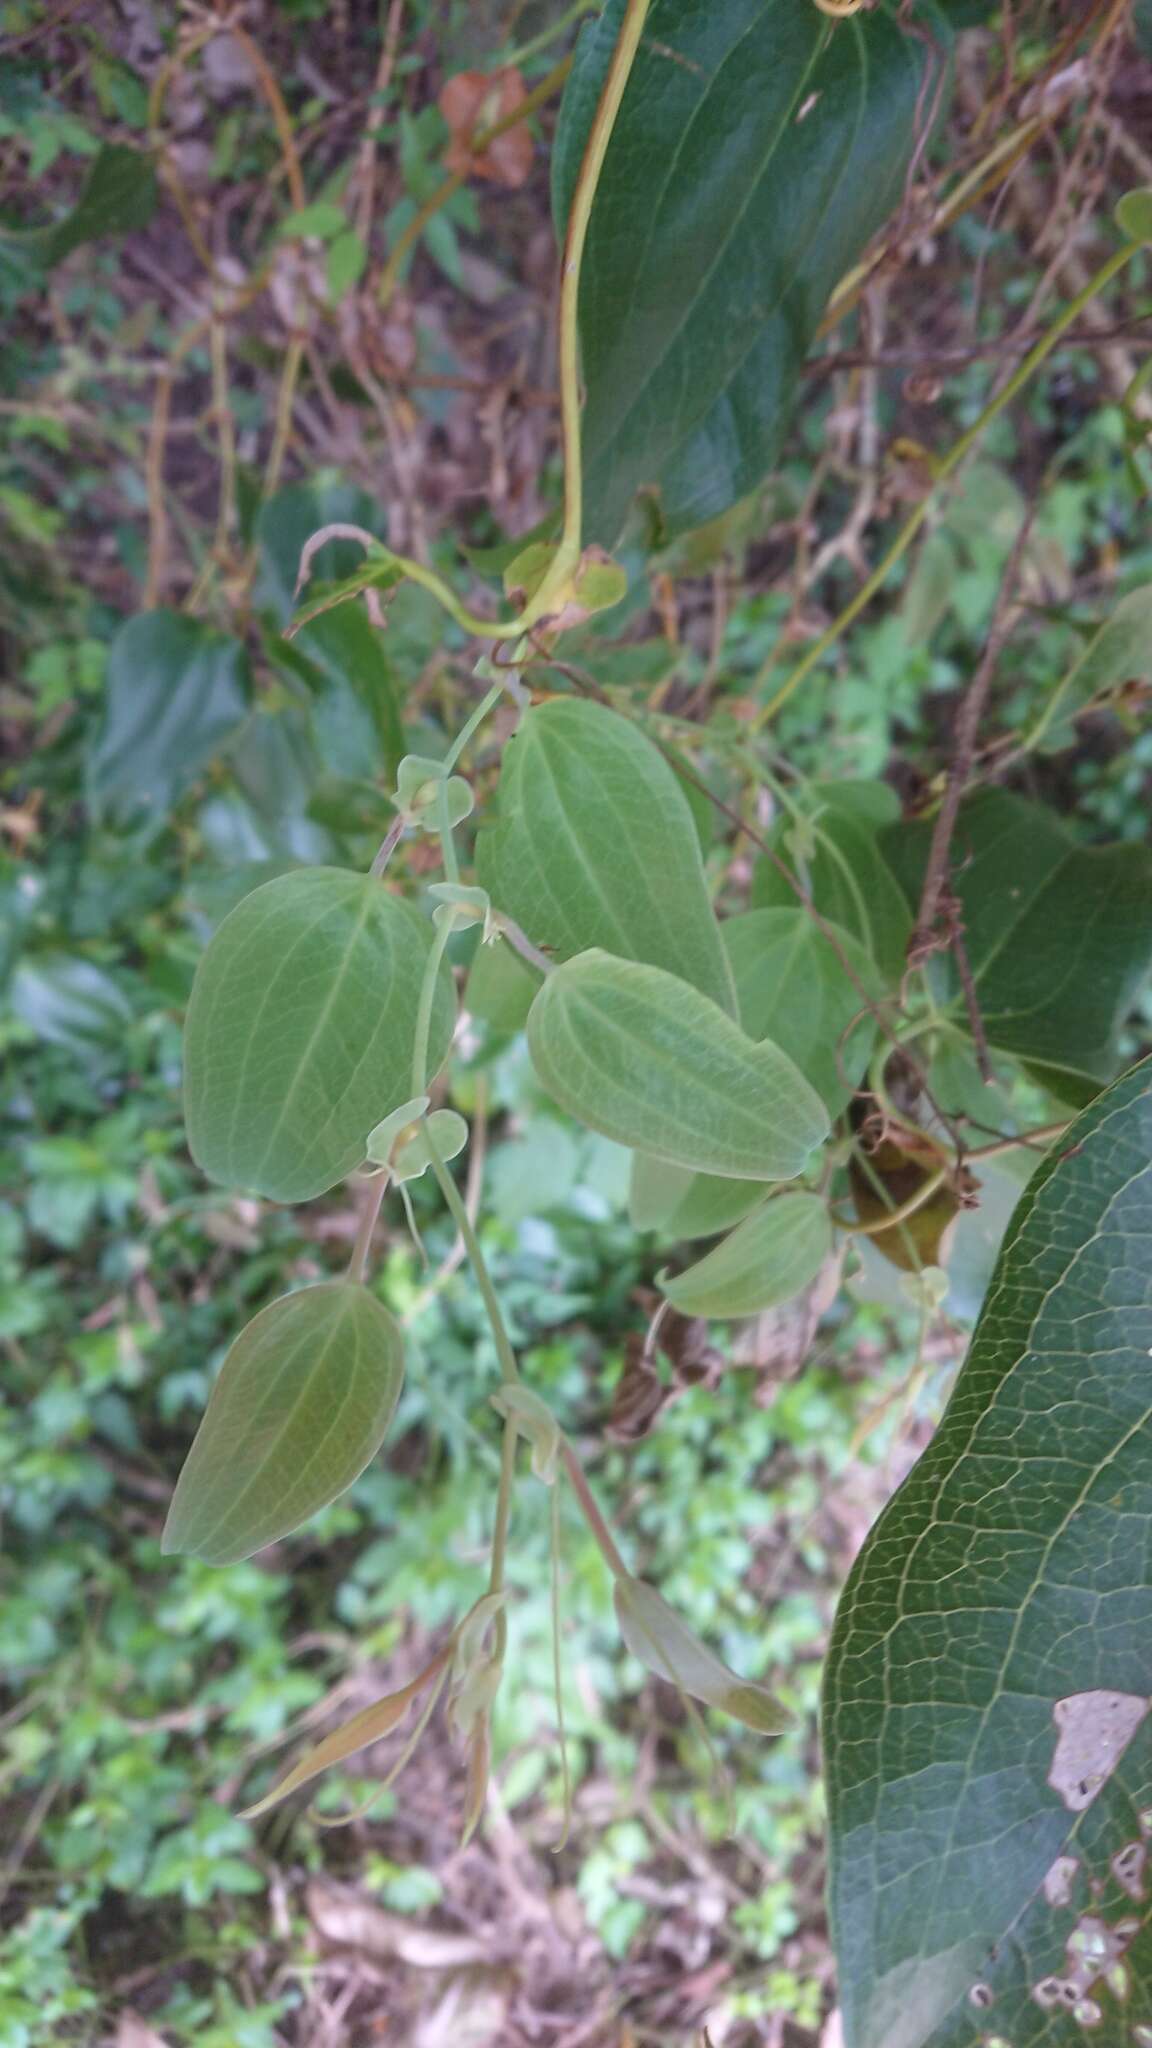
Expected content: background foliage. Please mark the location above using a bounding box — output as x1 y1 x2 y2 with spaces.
2 1 1150 2044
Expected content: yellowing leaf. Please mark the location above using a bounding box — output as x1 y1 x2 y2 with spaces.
615 1576 793 1735
239 1642 452 1819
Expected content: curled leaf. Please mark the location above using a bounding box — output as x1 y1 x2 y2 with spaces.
659 1192 832 1320
491 1384 561 1482
615 1575 794 1736
239 1641 453 1819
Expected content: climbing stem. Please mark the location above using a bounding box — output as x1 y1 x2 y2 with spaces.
411 916 455 1097
753 238 1144 727
368 0 651 642
560 1438 629 1581
425 1132 521 1388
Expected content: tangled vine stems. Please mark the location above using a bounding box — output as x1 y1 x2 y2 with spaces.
752 234 1147 726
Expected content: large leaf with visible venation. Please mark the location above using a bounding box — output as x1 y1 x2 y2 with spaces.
88 611 252 830
553 0 942 542
162 1282 404 1565
881 791 1152 1087
477 697 736 1013
825 1059 1152 2048
184 868 455 1202
527 949 828 1179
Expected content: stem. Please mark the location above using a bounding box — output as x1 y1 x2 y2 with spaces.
436 778 461 887
489 1420 519 1599
425 1132 521 1387
348 1174 388 1282
560 1438 628 1581
504 0 596 68
753 239 1143 727
553 0 650 573
370 1 650 642
411 915 455 1097
443 678 507 772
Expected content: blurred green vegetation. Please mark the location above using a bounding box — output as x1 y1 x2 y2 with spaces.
2 0 1150 2042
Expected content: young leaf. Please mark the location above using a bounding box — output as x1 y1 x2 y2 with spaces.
615 1576 794 1735
184 868 456 1202
825 1058 1152 2048
477 697 737 1015
881 790 1152 1086
527 950 829 1181
162 1281 405 1566
723 908 883 1115
553 0 944 541
88 611 251 831
660 1192 831 1319
752 790 911 985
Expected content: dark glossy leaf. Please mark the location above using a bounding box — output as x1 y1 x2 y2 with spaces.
162 1282 404 1565
478 697 736 1012
184 868 455 1202
752 787 911 985
553 0 942 542
88 611 251 832
825 1059 1152 2048
882 792 1152 1085
527 949 828 1180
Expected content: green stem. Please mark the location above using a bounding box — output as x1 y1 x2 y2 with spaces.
443 678 507 772
435 779 461 887
489 1419 519 1609
370 0 651 643
411 915 455 1097
752 237 1144 728
504 0 596 68
425 1132 521 1387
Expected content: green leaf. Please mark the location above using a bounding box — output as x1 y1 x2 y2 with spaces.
162 1281 404 1565
278 201 347 241
10 143 158 264
289 602 405 781
88 611 251 831
723 907 883 1116
1116 186 1152 244
477 697 736 1013
553 0 944 542
660 1191 831 1318
464 935 542 1034
825 1058 1152 2048
881 791 1152 1084
752 788 911 985
326 227 367 297
526 950 829 1180
1027 583 1152 753
615 1576 794 1734
183 868 456 1202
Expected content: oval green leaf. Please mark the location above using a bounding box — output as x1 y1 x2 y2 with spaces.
162 1281 405 1566
477 697 736 1014
660 1191 831 1318
527 950 828 1180
723 907 884 1115
183 867 456 1202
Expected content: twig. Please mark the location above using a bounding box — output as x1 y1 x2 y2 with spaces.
353 0 406 242
905 503 1039 1079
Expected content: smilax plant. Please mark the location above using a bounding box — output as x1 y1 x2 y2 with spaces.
160 2 1152 2039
